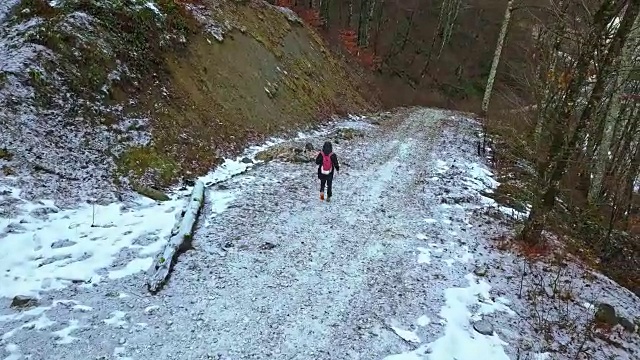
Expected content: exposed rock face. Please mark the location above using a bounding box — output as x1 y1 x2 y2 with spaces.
10 295 39 309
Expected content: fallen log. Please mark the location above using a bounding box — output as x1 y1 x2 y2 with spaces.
146 180 205 293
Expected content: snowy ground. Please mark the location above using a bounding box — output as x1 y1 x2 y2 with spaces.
1 108 639 360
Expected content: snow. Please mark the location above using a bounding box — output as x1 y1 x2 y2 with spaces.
0 118 369 299
416 247 432 264
416 315 431 327
51 320 80 344
1 109 639 359
271 4 303 24
3 343 20 360
0 1 19 23
183 2 227 42
463 161 531 220
391 326 421 343
386 274 514 360
0 190 185 298
20 313 55 331
429 275 513 353
104 311 128 328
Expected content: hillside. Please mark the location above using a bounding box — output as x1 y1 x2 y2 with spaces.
272 0 538 111
0 0 373 207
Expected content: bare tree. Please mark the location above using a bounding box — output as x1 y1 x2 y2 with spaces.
521 0 640 244
481 0 515 118
589 12 640 204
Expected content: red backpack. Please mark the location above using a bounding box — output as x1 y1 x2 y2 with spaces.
320 152 333 175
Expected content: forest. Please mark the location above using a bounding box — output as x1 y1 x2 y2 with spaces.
274 0 640 294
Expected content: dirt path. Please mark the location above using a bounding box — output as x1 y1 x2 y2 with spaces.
2 108 505 360
147 107 462 359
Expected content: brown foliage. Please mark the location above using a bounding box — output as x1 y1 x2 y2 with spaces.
298 9 323 28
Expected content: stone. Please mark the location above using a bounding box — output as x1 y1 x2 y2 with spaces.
51 239 76 249
334 128 361 140
259 242 276 250
29 206 59 218
255 150 274 162
595 303 618 326
241 157 253 164
11 295 39 309
472 319 494 335
5 222 27 234
305 142 315 151
617 316 636 333
133 185 170 202
0 148 13 160
520 339 533 351
473 265 488 277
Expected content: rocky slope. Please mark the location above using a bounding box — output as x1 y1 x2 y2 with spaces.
0 0 372 207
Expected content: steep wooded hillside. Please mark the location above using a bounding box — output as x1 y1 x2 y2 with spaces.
274 0 538 111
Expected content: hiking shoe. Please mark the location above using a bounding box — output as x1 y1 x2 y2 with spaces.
320 193 325 201
326 197 331 202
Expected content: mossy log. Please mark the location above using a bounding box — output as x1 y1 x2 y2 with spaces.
146 180 205 293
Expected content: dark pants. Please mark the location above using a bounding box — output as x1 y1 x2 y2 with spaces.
320 177 333 198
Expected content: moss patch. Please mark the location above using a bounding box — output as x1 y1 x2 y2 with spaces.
116 146 179 187
132 184 170 201
0 148 13 161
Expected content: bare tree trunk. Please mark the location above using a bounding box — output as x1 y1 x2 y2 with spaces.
533 25 564 150
320 0 330 27
372 0 385 54
480 0 514 117
437 0 463 57
623 141 640 228
589 12 640 204
521 0 640 244
357 0 372 47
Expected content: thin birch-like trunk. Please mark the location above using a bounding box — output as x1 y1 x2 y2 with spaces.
480 0 514 117
589 13 640 204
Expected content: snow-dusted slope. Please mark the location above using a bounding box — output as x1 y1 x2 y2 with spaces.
0 0 190 206
0 0 371 209
1 108 638 359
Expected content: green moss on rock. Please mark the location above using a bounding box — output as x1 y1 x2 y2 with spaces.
116 146 179 187
132 184 170 201
0 148 13 161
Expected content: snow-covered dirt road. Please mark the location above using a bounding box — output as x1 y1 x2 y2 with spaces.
2 108 639 360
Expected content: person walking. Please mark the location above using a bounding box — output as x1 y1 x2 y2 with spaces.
315 141 340 202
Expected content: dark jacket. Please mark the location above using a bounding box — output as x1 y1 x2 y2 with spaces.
316 142 339 179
